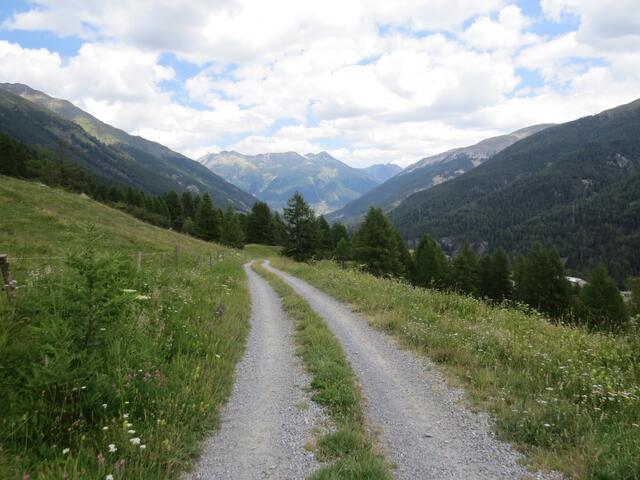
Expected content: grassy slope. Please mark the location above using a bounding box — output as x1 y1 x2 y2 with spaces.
0 176 251 479
252 263 390 479
269 257 640 480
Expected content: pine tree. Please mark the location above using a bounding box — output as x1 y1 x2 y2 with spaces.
479 248 512 301
164 190 183 231
514 242 571 318
245 201 274 245
194 193 220 241
579 264 628 329
221 205 245 249
335 237 351 268
283 192 319 261
181 191 196 224
331 222 349 247
352 208 403 277
413 234 449 289
271 212 288 246
451 242 480 295
316 216 334 258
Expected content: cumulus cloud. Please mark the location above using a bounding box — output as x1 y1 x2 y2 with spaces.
1 1 639 168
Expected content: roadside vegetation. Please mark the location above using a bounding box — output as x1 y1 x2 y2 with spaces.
0 176 251 479
268 255 640 479
252 263 391 480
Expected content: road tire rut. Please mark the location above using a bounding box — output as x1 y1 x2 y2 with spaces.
263 261 560 480
186 263 325 480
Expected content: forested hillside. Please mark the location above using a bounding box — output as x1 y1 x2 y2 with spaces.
0 83 256 210
390 98 640 281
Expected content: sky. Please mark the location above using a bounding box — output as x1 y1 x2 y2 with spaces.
0 1 639 168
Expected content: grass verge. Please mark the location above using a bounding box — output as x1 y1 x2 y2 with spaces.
0 177 251 479
252 262 391 480
269 256 640 480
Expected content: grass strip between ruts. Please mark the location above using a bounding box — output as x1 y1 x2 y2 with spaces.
252 262 391 480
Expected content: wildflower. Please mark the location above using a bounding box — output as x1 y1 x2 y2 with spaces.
130 437 141 445
102 426 109 431
543 423 551 428
106 475 114 480
108 444 117 453
128 430 135 434
123 413 129 418
115 459 126 473
122 289 137 293
81 386 87 390
62 448 70 455
97 452 105 465
102 404 107 409
215 354 221 359
135 295 150 301
139 444 146 449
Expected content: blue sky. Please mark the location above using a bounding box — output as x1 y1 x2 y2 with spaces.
0 0 638 167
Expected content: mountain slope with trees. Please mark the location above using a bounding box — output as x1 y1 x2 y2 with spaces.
328 124 551 224
390 98 640 281
0 83 256 210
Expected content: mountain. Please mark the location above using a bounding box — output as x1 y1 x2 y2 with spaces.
0 83 256 210
328 124 552 224
389 98 640 281
198 150 381 213
360 163 402 183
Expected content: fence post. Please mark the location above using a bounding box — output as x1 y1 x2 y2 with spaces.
209 254 212 268
136 251 142 272
174 245 179 267
0 254 16 299
195 255 201 269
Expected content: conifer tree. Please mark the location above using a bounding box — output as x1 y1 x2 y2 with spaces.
514 242 571 318
245 201 274 245
181 191 196 223
352 208 403 277
479 248 512 300
271 212 288 246
413 234 449 289
194 192 220 241
451 242 480 295
221 205 245 249
331 222 349 247
164 190 183 231
579 263 628 329
335 237 352 268
317 216 334 258
283 192 319 261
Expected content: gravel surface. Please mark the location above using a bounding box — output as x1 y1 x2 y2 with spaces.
264 261 562 480
185 263 327 480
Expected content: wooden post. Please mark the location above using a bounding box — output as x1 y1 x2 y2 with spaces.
0 254 16 299
174 245 179 267
209 254 212 268
136 251 142 272
195 255 201 269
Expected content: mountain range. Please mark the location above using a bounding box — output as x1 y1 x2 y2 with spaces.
0 83 256 210
389 98 640 281
198 150 400 213
328 124 552 224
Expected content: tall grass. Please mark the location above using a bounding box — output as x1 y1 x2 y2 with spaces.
0 177 251 479
252 263 391 480
271 257 640 480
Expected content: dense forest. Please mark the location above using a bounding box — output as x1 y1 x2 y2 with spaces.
390 99 640 283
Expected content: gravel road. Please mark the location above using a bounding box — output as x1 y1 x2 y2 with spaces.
185 262 326 480
263 261 560 480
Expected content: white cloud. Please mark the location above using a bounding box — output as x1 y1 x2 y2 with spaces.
0 0 639 170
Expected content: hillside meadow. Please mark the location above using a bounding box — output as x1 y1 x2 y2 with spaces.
0 176 251 479
269 256 640 480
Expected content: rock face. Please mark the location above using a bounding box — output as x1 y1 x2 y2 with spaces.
199 150 391 213
0 83 256 210
327 124 552 224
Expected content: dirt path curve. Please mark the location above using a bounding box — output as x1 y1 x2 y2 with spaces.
263 261 558 480
185 262 325 480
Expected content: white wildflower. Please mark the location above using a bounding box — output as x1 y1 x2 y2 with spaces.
106 475 114 480
62 448 70 454
102 426 109 431
122 289 137 293
108 444 117 453
128 430 135 434
139 444 146 449
130 437 141 445
102 404 107 409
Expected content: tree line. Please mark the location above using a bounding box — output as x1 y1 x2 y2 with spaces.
277 192 636 332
